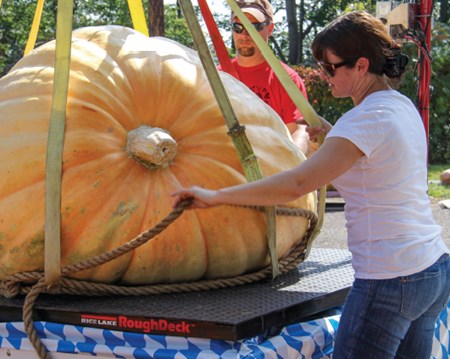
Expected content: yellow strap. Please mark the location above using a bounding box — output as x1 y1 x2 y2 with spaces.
127 0 150 36
227 0 327 248
24 0 45 56
45 0 74 288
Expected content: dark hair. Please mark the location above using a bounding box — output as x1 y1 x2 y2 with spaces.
312 11 408 84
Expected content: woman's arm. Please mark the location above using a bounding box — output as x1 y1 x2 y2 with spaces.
172 137 363 208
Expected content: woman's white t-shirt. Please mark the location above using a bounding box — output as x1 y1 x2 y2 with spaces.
327 89 447 279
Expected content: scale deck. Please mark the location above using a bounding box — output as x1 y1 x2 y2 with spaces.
0 248 354 340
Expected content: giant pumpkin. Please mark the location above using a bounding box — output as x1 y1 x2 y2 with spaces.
0 26 316 285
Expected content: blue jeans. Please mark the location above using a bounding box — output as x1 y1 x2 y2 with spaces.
333 254 450 359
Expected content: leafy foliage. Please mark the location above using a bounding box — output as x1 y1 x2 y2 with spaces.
397 23 450 164
164 5 194 48
0 1 191 76
0 0 55 76
0 0 134 76
73 0 133 28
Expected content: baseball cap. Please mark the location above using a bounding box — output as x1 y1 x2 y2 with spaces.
234 0 274 23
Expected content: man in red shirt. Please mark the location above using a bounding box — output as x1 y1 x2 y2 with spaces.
220 0 310 155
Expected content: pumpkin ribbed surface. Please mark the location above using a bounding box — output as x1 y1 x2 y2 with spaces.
0 25 316 285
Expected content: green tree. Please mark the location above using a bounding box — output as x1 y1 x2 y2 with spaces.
73 0 132 28
438 0 449 24
164 4 193 47
0 0 135 76
0 0 194 76
0 0 57 76
274 0 376 65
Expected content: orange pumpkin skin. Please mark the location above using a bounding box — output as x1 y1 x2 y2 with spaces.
0 26 316 284
441 170 450 185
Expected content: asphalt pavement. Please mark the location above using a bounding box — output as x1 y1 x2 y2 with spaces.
313 196 450 250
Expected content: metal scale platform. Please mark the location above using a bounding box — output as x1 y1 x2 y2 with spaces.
0 248 354 340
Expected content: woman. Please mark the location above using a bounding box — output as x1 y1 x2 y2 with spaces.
172 11 450 358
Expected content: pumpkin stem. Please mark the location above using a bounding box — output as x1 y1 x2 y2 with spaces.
127 125 178 169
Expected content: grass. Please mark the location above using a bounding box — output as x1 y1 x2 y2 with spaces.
428 164 450 200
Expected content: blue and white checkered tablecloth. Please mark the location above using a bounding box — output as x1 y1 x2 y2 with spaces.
0 304 448 358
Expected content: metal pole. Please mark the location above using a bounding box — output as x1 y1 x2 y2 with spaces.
417 0 432 144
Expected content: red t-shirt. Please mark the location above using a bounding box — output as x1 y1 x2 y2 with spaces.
219 58 308 124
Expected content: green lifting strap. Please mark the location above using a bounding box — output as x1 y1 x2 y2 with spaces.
227 0 327 248
226 0 323 132
44 0 74 288
178 0 280 278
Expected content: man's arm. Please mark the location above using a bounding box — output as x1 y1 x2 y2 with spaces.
286 122 310 156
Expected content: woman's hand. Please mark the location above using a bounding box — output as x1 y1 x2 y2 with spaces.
296 116 332 142
172 186 220 209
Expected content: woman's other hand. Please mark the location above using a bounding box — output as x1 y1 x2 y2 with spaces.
172 186 219 209
297 116 332 142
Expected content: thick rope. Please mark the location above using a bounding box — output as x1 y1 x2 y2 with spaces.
0 199 317 359
22 277 50 359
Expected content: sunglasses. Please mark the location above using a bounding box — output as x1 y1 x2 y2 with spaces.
318 61 351 78
231 22 269 34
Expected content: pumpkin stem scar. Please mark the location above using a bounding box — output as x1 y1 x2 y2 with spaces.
126 125 178 169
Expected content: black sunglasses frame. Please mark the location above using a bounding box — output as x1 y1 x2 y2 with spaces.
231 21 269 34
318 61 351 78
